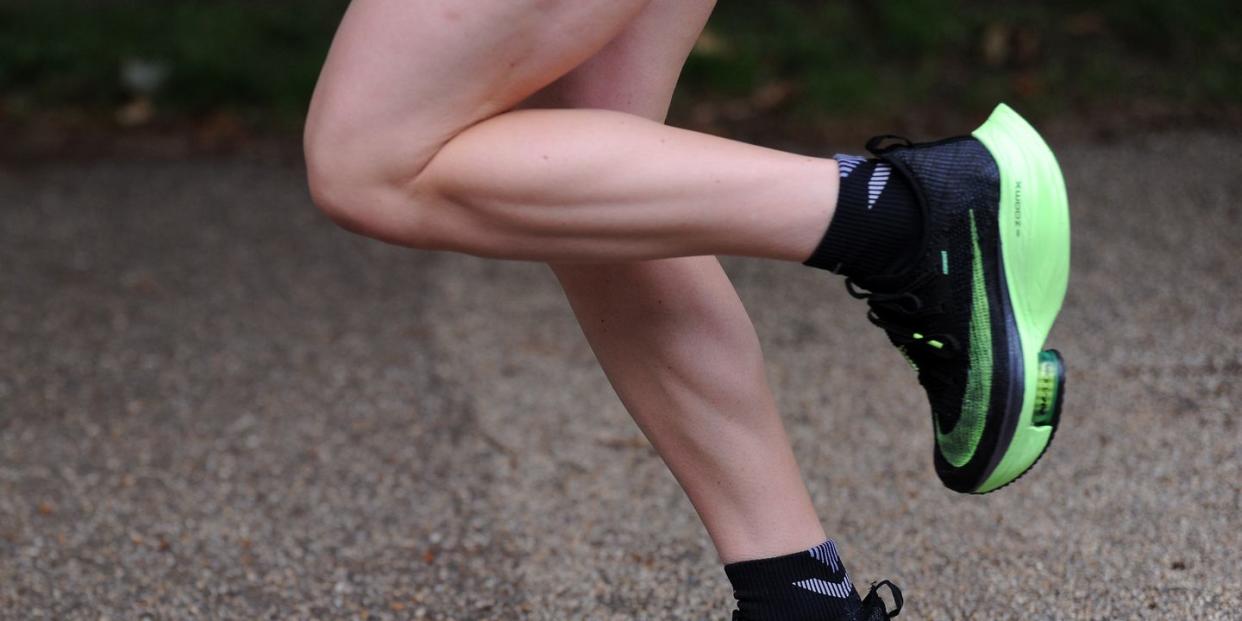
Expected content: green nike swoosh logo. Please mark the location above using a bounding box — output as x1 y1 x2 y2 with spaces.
935 210 993 467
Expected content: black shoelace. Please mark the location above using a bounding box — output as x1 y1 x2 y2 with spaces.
860 580 904 618
844 273 960 359
864 134 915 155
845 132 963 361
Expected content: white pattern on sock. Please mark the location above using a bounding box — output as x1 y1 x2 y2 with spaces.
793 540 854 599
793 578 853 599
835 154 866 179
867 162 891 209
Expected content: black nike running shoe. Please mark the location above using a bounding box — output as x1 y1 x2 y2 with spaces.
728 579 903 621
846 104 1070 493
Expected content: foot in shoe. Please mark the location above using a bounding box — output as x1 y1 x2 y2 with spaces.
806 104 1070 494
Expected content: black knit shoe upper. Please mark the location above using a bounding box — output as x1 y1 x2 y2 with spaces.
845 134 1019 493
725 540 901 621
729 580 903 621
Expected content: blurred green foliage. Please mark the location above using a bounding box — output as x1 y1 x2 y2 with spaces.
679 0 1241 123
0 0 347 126
0 0 1238 130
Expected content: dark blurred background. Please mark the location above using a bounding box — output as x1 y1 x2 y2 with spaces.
2 0 1240 157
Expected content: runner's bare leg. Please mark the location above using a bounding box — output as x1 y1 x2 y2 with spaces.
527 1 826 563
304 0 839 263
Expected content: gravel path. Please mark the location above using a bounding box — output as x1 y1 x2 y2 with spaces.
2 132 1240 620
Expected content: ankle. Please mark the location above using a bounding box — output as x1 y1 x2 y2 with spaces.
804 155 922 278
724 539 864 621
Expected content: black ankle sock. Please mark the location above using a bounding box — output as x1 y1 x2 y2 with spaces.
803 154 922 278
724 540 862 621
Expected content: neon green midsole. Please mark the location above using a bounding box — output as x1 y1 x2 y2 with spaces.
970 103 1070 493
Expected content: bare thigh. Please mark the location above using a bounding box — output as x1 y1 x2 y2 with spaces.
521 0 714 121
304 0 650 189
530 0 720 288
305 0 832 261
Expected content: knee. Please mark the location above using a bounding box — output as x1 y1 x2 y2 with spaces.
302 139 371 235
302 116 442 248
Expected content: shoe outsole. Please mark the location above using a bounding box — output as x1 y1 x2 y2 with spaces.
969 104 1070 494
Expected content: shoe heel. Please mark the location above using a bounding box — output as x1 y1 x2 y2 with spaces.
975 349 1065 493
1032 349 1065 427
